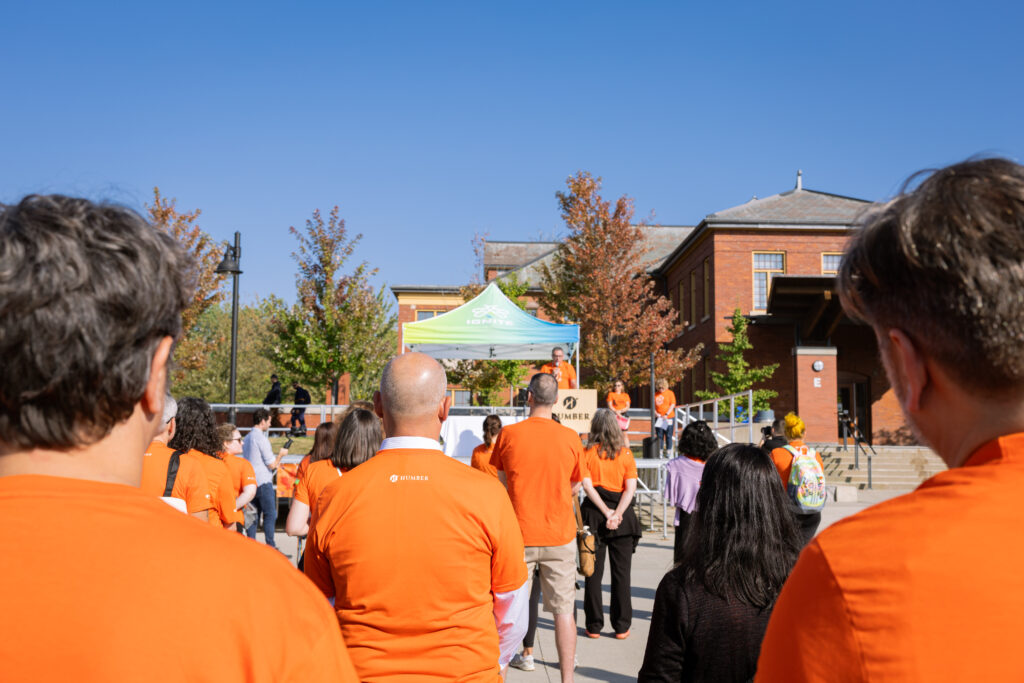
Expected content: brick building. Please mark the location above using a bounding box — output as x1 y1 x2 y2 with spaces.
391 175 911 444
651 173 905 444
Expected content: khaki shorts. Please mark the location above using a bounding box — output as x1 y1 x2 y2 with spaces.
524 541 577 615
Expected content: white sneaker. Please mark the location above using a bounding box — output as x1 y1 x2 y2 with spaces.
509 653 535 671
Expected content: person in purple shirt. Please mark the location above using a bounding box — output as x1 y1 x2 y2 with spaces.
663 421 718 564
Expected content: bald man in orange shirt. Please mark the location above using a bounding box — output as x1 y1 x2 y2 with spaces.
306 353 529 681
756 159 1024 681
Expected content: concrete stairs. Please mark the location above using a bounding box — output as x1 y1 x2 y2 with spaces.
816 444 947 490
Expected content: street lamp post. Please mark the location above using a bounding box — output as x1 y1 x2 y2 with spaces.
216 232 242 423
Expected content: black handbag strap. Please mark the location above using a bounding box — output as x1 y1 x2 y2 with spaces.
163 449 185 497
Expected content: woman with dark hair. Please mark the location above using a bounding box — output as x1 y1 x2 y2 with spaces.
580 408 643 639
638 443 802 682
287 409 382 538
470 414 502 478
168 397 237 530
286 421 339 537
664 421 718 563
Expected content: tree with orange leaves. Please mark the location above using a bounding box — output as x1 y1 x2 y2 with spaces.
147 188 226 382
539 172 702 389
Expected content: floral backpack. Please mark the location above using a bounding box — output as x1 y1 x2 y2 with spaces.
783 444 826 513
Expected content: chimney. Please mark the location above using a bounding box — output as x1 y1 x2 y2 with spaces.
796 169 803 191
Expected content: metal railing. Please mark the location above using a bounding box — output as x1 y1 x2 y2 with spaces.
674 390 758 445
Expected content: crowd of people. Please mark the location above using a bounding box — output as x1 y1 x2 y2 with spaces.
4 157 1024 681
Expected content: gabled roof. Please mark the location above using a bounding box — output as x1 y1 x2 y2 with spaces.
491 225 694 289
654 184 873 277
706 188 871 226
483 241 560 270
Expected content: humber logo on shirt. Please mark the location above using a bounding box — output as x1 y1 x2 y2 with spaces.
389 474 429 483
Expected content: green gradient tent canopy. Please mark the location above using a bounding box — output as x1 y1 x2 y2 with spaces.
403 282 579 360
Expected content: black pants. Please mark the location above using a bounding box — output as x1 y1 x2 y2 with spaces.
584 534 634 634
795 510 822 547
673 510 692 565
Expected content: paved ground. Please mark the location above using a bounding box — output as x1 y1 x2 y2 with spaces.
268 487 909 682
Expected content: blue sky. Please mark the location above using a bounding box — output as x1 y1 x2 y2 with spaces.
2 1 1021 304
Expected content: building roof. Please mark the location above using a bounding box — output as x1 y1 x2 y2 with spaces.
491 225 694 289
483 241 560 270
654 180 873 277
706 188 872 226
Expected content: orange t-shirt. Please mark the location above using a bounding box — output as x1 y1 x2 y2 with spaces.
140 440 212 515
539 361 577 389
0 474 358 681
490 416 587 546
471 443 498 478
654 389 676 417
188 450 237 528
294 459 346 518
769 440 824 486
756 433 1024 682
305 447 527 682
292 454 312 498
221 454 256 524
582 445 638 492
606 391 630 412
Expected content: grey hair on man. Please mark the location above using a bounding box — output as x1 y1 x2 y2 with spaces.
528 372 558 407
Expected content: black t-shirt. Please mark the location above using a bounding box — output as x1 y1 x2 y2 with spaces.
762 436 788 454
294 387 311 406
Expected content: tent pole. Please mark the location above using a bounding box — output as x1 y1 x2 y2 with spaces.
575 344 580 388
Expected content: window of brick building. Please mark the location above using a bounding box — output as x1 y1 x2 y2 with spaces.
690 271 697 327
678 281 685 324
822 252 843 275
452 390 472 406
702 258 711 320
416 310 441 321
752 252 785 310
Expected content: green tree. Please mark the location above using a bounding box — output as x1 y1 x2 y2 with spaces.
172 298 283 402
695 309 778 412
539 171 702 388
446 273 532 405
269 206 396 404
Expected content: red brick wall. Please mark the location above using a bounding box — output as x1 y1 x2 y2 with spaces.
657 227 916 444
793 349 839 443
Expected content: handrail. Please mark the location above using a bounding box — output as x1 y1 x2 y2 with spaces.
674 390 756 445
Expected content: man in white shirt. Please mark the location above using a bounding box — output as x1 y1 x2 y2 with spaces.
242 407 287 548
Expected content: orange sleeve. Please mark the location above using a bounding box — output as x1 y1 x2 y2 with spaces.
571 439 587 482
489 485 528 593
621 449 638 480
215 473 237 526
755 542 867 682
173 458 212 514
489 431 507 472
241 460 256 487
770 447 792 485
303 521 336 600
565 363 577 381
294 475 311 505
